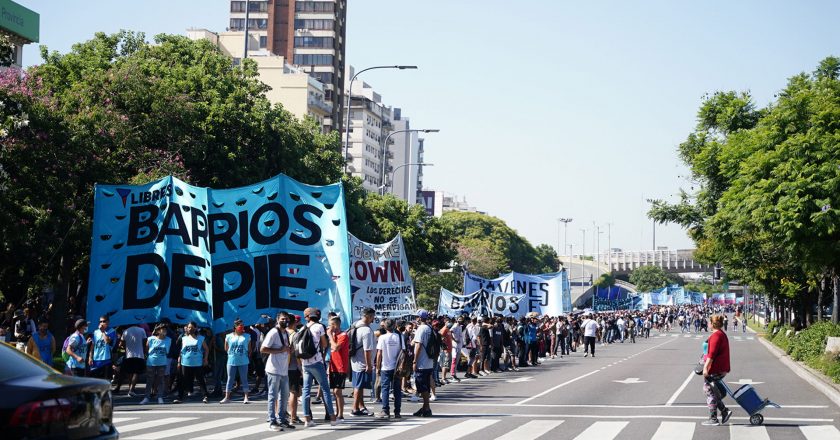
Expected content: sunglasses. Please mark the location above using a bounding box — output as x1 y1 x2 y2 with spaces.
100 320 108 323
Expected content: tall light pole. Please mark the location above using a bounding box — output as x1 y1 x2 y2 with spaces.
580 228 587 289
380 163 434 196
557 218 572 270
243 0 251 59
606 222 613 272
379 129 439 195
344 65 417 174
594 222 604 279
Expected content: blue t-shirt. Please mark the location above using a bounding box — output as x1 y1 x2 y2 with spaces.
92 328 116 362
147 336 172 367
33 331 53 364
226 333 251 366
180 335 205 367
524 324 538 344
65 332 88 369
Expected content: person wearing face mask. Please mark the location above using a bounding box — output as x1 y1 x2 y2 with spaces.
261 312 295 432
175 321 210 404
65 319 90 377
90 315 117 380
27 320 55 366
141 323 172 405
221 319 252 404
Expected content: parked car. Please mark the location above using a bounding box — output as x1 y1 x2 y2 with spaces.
0 342 118 439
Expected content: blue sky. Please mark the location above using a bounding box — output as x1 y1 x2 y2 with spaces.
17 0 840 256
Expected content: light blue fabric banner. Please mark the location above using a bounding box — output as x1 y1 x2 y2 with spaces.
87 175 351 332
463 270 571 315
438 288 526 318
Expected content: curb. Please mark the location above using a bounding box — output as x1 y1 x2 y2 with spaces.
756 335 840 409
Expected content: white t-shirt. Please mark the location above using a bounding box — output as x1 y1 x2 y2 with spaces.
412 324 435 370
583 319 599 337
350 321 374 372
451 325 463 349
376 332 402 371
262 326 290 376
123 326 147 359
301 321 326 367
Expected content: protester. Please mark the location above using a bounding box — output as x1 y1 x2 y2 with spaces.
220 318 252 404
175 321 209 404
702 314 733 426
141 323 171 405
349 307 375 416
286 315 304 424
65 319 90 377
90 315 116 380
261 311 295 431
327 315 349 420
412 310 435 417
582 313 598 357
299 307 338 427
115 323 146 396
26 320 55 366
375 318 403 419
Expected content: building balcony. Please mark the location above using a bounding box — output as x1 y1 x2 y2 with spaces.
308 97 333 114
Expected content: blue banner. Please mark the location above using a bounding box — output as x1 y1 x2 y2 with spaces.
87 175 351 332
463 270 571 315
438 288 526 318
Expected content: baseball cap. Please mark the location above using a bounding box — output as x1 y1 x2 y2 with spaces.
417 309 430 319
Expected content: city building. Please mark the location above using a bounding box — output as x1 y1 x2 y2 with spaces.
187 28 332 131
343 65 391 192
420 190 485 217
227 0 347 132
387 109 427 204
0 0 38 68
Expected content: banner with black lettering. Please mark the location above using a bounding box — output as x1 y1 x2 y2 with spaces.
437 288 526 318
463 270 571 315
348 233 415 320
87 175 351 332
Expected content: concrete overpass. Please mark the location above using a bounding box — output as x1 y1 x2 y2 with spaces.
603 249 710 275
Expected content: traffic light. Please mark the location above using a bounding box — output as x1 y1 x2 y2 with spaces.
713 265 722 280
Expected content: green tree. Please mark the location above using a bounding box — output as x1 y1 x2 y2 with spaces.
629 266 671 292
595 273 616 289
534 243 560 273
0 34 13 67
412 270 463 312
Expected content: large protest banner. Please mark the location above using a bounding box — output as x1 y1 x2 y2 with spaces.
463 270 571 315
438 288 526 317
348 233 415 320
87 175 351 332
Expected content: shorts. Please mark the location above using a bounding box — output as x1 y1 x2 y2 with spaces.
414 368 433 393
351 370 371 389
329 372 347 389
123 357 146 375
480 346 491 362
288 369 303 393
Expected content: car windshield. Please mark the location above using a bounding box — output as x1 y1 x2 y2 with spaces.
0 343 57 381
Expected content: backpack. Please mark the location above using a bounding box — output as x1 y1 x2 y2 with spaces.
347 324 361 357
61 333 81 363
424 327 441 360
393 333 412 378
292 324 320 360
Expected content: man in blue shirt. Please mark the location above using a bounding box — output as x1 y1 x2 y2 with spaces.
90 315 117 380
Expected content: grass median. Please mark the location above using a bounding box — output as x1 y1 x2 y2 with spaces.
763 320 840 384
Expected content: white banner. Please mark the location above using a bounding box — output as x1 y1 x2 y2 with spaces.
463 270 571 316
348 233 415 320
438 288 527 318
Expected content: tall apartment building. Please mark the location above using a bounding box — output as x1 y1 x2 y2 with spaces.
344 67 391 192
228 0 346 132
389 109 427 204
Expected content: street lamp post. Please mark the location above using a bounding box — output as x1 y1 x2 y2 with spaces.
379 163 434 195
557 218 572 270
344 65 418 174
379 129 439 195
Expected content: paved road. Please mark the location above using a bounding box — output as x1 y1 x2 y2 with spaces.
112 326 840 439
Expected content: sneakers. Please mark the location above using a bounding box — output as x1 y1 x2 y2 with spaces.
304 420 316 428
376 411 389 419
351 408 371 416
430 393 437 402
701 418 720 426
127 390 138 397
157 398 165 405
720 408 733 425
202 396 208 404
410 394 419 402
172 399 182 404
584 352 589 357
219 398 231 404
279 421 296 430
451 376 461 383
412 408 433 417
243 398 250 404
330 418 341 426
268 421 282 432
139 397 150 405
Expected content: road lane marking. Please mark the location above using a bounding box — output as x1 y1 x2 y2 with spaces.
572 421 628 440
194 423 275 439
613 377 647 384
112 417 138 423
800 425 840 440
651 421 695 440
339 419 433 440
495 420 564 440
427 402 828 409
123 417 252 439
116 417 196 433
514 338 675 405
728 378 764 385
415 419 499 440
666 371 696 406
730 424 769 440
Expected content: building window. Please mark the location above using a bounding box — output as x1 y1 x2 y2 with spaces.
294 19 335 30
293 54 334 65
230 18 268 31
259 36 268 48
309 72 334 84
294 37 334 48
231 1 268 12
295 1 335 13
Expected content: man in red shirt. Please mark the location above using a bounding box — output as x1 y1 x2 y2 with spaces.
328 316 349 419
702 314 732 426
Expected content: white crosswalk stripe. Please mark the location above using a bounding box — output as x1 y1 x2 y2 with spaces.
651 421 695 440
730 424 770 440
260 421 354 440
117 417 196 434
111 417 138 424
415 418 500 440
573 421 628 440
495 420 564 440
340 419 434 440
123 417 252 439
800 425 840 440
194 422 277 439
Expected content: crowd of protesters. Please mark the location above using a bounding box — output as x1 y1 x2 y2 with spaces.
1 294 746 432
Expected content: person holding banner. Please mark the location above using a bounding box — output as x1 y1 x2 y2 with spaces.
220 319 252 404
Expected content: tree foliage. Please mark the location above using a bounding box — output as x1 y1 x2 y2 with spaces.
629 266 672 293
649 56 840 324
